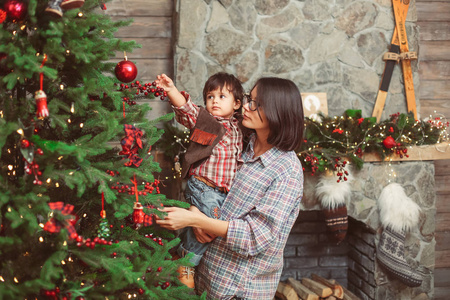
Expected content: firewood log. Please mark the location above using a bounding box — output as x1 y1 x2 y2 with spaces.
301 278 333 298
311 274 344 299
276 281 299 300
287 277 320 300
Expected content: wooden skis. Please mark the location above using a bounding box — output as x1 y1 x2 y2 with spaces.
372 0 417 122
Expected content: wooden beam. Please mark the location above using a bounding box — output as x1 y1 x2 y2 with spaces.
363 142 450 162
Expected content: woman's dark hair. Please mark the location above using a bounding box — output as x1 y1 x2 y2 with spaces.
252 77 304 151
203 72 244 110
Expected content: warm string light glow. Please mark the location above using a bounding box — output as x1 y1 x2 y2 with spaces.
297 111 449 175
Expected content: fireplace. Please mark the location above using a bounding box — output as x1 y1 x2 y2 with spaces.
281 161 435 299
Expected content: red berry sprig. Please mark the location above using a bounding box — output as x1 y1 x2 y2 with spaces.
145 233 164 246
21 139 45 185
334 157 348 183
302 153 319 175
105 169 119 177
117 81 167 106
111 179 161 195
74 235 114 249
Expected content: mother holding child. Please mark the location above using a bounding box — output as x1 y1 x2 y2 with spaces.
155 72 305 300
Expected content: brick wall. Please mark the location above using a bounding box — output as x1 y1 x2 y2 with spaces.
281 210 350 287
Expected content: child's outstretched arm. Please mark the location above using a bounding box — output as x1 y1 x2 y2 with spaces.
155 74 187 107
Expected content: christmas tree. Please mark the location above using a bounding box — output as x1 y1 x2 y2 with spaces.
0 0 202 299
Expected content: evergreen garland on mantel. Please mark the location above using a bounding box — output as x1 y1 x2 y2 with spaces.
297 110 448 175
157 110 448 178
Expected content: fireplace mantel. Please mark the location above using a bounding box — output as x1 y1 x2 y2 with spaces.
363 141 450 162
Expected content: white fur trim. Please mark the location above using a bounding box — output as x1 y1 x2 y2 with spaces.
378 183 421 232
315 170 353 209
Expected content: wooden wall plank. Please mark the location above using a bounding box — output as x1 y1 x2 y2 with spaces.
436 212 450 232
435 287 450 300
435 250 450 268
419 41 450 61
114 38 171 59
419 61 450 80
418 21 450 41
419 99 450 119
436 232 450 251
435 160 450 176
416 2 450 21
419 80 450 99
113 17 172 38
435 175 450 194
434 268 450 286
107 0 174 16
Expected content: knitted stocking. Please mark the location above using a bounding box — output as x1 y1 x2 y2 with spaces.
377 227 423 287
315 170 352 244
376 183 423 287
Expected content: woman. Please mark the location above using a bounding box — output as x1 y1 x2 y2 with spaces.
156 77 304 300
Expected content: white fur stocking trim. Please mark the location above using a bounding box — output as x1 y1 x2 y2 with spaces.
315 171 352 209
378 183 421 232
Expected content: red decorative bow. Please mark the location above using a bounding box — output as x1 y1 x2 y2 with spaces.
119 124 143 167
43 202 78 239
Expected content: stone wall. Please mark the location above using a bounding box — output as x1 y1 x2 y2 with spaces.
173 0 420 119
173 1 434 299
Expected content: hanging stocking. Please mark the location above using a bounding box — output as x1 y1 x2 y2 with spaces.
376 183 423 287
315 168 352 244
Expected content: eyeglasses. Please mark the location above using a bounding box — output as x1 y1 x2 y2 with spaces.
243 93 262 121
243 93 260 111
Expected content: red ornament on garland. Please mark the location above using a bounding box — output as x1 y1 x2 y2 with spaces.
4 0 27 21
383 136 396 149
115 54 138 83
0 9 6 23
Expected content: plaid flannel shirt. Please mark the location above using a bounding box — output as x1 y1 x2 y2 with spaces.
172 97 243 191
196 135 304 300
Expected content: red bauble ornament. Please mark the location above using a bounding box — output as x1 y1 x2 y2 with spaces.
4 0 27 21
115 60 138 83
20 139 30 148
0 9 6 24
383 136 396 149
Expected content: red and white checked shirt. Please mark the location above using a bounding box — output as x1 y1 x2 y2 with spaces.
172 96 243 191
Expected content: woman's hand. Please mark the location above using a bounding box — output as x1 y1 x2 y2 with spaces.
193 227 216 243
189 206 217 243
155 206 201 231
156 206 230 238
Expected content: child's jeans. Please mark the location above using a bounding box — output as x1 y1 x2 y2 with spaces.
177 176 227 266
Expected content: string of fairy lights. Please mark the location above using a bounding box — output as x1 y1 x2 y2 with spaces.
296 111 449 181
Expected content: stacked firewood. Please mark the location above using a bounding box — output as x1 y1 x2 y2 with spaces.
275 274 361 300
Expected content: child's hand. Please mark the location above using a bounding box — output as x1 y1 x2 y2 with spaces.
155 74 186 107
155 74 175 93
